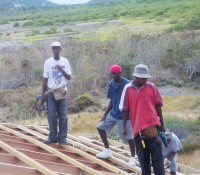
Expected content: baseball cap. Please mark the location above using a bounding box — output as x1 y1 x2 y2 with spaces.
110 64 122 73
51 41 61 48
132 64 151 78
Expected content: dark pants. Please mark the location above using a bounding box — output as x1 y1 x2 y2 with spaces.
46 93 68 143
135 135 165 175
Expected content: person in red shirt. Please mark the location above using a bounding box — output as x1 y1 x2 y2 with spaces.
119 64 165 175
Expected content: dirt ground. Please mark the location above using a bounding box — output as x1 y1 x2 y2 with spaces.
158 85 200 96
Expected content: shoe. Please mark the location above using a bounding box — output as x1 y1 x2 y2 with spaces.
128 157 136 166
58 141 68 145
96 148 112 159
43 139 57 144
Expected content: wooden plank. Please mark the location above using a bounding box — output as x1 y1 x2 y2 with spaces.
33 126 142 174
0 140 57 175
0 124 103 175
0 152 94 175
0 162 43 175
32 126 130 175
178 163 200 174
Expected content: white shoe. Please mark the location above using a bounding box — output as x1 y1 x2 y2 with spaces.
128 157 136 166
96 148 112 159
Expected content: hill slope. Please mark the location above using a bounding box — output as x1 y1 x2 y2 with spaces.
0 0 58 9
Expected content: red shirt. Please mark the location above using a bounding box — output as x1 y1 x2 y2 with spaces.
119 81 163 137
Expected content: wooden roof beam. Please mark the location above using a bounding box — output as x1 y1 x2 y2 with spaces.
0 140 57 175
0 124 103 175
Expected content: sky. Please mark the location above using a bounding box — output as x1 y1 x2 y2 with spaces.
48 0 90 5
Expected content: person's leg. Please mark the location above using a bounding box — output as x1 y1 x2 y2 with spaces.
97 128 109 148
97 113 116 148
57 98 67 144
45 93 58 143
135 135 151 175
149 136 165 175
96 113 116 158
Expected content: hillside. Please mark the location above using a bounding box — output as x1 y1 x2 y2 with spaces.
88 0 131 4
0 0 58 9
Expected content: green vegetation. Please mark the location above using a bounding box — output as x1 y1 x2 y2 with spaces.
164 116 200 153
63 28 74 33
1 0 200 32
75 93 94 110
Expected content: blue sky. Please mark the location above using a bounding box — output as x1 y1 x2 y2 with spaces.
48 0 90 5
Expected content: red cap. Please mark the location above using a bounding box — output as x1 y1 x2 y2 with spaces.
110 64 122 73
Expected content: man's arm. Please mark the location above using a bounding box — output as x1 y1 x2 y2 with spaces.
101 100 112 121
122 110 129 136
41 78 48 101
56 65 71 80
164 151 176 168
155 105 165 131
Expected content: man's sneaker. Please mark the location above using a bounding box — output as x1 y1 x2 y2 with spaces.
96 148 112 159
128 157 136 166
43 139 57 144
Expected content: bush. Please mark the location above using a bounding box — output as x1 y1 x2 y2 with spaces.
63 28 74 33
164 117 189 140
44 27 57 35
32 67 43 81
25 29 41 37
120 61 135 80
13 22 20 27
75 93 94 110
192 84 200 90
23 21 35 27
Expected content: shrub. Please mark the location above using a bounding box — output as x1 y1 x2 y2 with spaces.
63 28 74 33
32 67 43 81
26 29 41 37
13 22 20 27
44 27 57 35
164 117 189 140
75 93 94 110
192 84 200 90
23 21 35 27
120 61 135 80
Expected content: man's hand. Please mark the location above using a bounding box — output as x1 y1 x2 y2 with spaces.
158 125 165 132
164 160 171 169
41 94 46 102
56 65 62 71
123 127 127 136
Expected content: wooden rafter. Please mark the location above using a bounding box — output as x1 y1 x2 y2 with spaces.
0 124 103 175
33 126 142 174
17 125 131 175
0 140 57 175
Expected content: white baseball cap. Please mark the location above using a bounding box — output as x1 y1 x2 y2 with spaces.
51 41 61 48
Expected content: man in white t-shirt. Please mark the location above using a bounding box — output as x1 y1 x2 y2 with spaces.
42 41 72 145
162 130 182 175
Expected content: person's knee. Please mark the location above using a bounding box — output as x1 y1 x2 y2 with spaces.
97 127 105 133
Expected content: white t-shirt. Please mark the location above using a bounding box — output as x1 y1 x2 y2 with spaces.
162 133 182 157
43 57 71 90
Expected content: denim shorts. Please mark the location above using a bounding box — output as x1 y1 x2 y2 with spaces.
97 112 134 142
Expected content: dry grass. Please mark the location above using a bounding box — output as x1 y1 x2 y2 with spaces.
18 111 102 136
162 96 200 119
178 150 200 170
68 112 102 135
